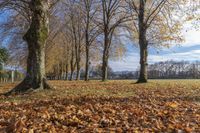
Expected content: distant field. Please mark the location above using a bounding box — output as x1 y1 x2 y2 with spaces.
0 80 200 132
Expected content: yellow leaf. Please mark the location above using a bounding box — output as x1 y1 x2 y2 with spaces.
166 102 178 108
169 103 178 108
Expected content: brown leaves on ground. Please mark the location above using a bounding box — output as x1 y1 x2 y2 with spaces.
0 80 200 132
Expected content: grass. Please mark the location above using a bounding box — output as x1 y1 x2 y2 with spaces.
0 79 200 103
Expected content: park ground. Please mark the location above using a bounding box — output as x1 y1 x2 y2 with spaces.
0 80 200 132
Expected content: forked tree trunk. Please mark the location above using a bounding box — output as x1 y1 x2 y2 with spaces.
5 0 52 95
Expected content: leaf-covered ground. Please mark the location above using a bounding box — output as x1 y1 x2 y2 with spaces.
0 80 200 132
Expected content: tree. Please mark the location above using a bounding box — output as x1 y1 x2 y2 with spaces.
147 60 200 79
99 0 130 81
74 6 84 80
63 0 84 81
127 0 185 83
93 63 113 79
82 0 100 81
6 0 52 95
0 1 30 70
0 47 9 68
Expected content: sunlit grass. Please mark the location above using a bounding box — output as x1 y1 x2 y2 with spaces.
0 79 200 103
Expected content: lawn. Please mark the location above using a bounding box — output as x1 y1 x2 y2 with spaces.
0 80 200 132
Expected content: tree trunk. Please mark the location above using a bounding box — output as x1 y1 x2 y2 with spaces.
102 52 108 81
60 62 64 80
102 35 109 81
76 63 80 80
70 43 75 81
137 44 148 83
75 47 81 80
5 0 52 95
57 63 60 80
102 31 109 81
65 45 70 80
137 0 148 83
76 17 82 81
85 46 90 81
65 63 69 80
85 8 90 81
70 60 74 81
70 71 74 81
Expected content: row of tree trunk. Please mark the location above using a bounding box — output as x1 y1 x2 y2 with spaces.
6 0 148 95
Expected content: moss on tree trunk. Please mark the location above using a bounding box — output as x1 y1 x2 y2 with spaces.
5 0 52 95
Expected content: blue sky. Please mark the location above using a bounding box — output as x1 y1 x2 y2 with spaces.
110 24 200 71
1 10 199 72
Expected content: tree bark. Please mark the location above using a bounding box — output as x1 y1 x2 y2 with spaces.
65 63 69 80
137 43 148 83
84 5 90 81
75 19 82 81
85 45 90 81
102 33 109 81
70 57 74 81
70 38 75 81
76 63 80 80
137 0 148 83
65 44 70 80
5 0 52 95
75 45 81 80
102 52 108 81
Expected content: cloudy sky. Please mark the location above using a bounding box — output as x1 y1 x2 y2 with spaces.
110 24 200 71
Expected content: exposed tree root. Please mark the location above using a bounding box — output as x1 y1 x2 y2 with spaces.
4 78 53 96
136 78 148 84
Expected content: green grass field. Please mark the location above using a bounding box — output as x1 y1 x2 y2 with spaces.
0 80 200 132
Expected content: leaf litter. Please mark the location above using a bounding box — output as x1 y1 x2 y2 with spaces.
0 80 199 132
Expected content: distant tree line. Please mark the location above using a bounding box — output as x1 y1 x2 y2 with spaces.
91 60 200 79
0 46 24 83
0 70 24 83
74 61 200 80
146 60 200 79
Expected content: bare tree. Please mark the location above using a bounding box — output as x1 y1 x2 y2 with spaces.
148 60 200 79
82 0 100 81
99 0 130 81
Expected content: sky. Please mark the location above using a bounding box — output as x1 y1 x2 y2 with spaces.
110 24 200 72
0 8 199 72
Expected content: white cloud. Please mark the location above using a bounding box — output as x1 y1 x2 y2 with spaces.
149 50 200 63
182 29 200 47
110 50 200 71
176 21 200 47
109 53 139 71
